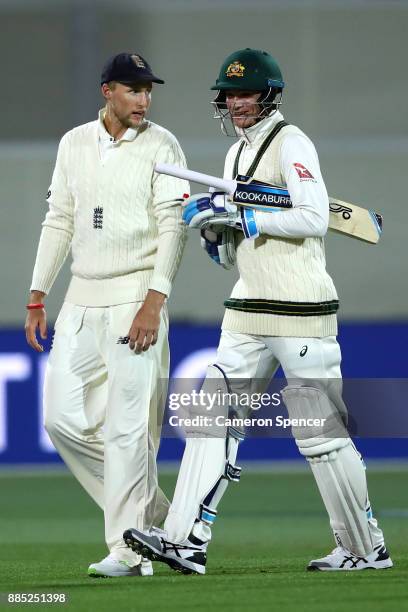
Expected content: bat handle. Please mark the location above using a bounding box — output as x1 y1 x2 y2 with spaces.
154 162 236 195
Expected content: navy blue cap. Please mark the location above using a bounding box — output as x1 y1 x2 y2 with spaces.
101 53 165 85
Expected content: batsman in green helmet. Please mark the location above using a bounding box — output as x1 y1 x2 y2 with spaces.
211 48 285 136
124 49 392 576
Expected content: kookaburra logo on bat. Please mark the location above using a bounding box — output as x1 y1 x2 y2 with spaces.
329 202 352 220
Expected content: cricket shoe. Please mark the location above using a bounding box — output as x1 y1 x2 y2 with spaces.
87 553 153 577
123 527 207 575
307 544 393 571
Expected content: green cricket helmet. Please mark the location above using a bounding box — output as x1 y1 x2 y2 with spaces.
211 48 285 135
211 48 284 92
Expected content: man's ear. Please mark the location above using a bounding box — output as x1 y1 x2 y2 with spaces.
101 83 111 100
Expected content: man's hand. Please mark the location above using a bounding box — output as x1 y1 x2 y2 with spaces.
25 290 47 352
182 192 260 239
128 290 166 354
200 226 236 269
182 191 240 229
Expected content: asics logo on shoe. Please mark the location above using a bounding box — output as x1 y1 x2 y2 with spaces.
340 555 368 569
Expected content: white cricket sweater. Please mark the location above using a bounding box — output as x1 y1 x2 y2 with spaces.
222 112 339 338
31 110 189 306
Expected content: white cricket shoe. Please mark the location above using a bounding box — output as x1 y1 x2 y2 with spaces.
88 553 153 577
123 527 207 575
307 544 393 571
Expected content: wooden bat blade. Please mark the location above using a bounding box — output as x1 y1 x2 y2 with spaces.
328 198 383 244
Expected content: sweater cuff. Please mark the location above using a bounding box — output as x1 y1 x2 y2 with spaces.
148 274 172 298
29 281 50 295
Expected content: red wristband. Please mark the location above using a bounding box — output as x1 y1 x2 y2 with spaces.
26 303 45 310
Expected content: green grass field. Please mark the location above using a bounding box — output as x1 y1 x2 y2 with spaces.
0 464 407 612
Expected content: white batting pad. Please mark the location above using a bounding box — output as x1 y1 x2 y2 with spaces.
164 436 226 543
309 442 374 557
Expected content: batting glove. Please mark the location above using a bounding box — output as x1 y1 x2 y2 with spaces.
182 192 260 239
200 226 236 269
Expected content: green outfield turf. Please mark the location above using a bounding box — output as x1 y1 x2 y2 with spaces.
0 464 407 612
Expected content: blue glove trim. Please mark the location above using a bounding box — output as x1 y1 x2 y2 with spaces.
241 208 259 239
205 240 221 264
182 197 212 225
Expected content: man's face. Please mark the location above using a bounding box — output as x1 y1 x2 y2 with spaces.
102 81 152 128
225 90 262 128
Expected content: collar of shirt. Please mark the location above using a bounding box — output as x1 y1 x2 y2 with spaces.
97 108 140 147
236 110 285 147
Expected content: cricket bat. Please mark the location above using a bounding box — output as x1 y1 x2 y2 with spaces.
155 162 383 244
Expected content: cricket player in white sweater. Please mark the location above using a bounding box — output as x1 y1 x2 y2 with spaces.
124 49 392 575
25 53 188 577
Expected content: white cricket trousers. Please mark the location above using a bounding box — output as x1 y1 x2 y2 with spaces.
166 329 384 553
164 329 343 542
43 301 170 558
